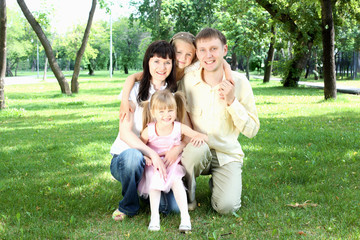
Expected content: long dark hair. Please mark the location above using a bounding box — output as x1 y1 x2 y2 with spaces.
137 40 177 104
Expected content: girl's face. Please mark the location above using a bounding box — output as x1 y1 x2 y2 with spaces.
174 40 196 70
149 55 173 82
153 107 176 127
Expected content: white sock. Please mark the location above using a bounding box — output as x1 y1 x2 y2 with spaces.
172 179 191 225
149 189 161 226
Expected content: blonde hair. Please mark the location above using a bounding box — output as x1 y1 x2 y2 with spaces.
170 32 197 64
142 89 186 130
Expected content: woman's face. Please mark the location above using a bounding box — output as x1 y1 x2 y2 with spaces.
174 40 196 70
148 55 173 82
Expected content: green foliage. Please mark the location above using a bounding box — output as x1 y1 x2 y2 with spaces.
1 72 360 239
130 0 218 41
113 18 145 72
6 8 33 69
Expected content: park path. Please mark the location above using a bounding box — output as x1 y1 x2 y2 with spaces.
251 75 360 95
4 75 57 85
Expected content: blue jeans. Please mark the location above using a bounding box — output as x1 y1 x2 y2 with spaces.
110 149 179 216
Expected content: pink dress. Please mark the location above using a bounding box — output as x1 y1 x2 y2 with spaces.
138 121 186 198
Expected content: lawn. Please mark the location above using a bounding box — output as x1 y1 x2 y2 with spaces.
1 71 359 239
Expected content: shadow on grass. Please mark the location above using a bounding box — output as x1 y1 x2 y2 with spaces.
1 81 360 238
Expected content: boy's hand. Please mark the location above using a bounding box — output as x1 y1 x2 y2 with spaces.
190 134 208 147
119 101 134 122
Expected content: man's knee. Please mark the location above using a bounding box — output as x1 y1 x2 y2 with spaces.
211 195 241 215
181 143 211 170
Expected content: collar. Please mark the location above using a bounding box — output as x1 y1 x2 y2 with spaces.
149 82 167 94
192 67 226 86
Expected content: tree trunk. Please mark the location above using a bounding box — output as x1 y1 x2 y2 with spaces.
15 60 19 76
255 0 315 87
263 24 276 83
124 65 128 74
0 0 6 109
231 52 237 71
71 0 96 93
17 0 71 95
6 61 12 77
304 59 310 79
320 0 336 100
245 55 250 80
283 45 312 87
43 57 48 81
314 49 319 80
87 63 94 75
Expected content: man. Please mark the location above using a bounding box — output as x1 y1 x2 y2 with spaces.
179 28 260 214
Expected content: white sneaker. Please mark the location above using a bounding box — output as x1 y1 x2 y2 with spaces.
148 216 160 231
179 215 191 233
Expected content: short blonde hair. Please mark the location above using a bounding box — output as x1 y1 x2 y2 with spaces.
142 89 186 130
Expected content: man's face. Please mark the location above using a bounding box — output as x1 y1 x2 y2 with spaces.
196 37 228 73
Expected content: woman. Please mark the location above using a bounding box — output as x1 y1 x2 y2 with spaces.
110 40 179 221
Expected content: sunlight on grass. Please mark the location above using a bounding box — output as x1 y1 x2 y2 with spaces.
1 72 359 239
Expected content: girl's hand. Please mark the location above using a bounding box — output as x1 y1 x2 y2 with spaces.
144 155 152 166
219 60 235 102
119 100 134 122
150 153 167 181
190 134 208 147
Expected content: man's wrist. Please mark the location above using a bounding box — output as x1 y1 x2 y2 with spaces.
227 97 235 106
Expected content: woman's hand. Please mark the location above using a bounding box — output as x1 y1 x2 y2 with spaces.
150 153 167 181
160 145 183 168
119 100 134 122
144 155 152 166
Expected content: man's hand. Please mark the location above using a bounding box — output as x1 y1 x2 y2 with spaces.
219 79 235 106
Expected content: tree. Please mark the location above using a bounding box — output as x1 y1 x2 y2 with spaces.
0 0 6 109
71 0 96 93
17 0 97 94
263 24 276 83
5 8 33 77
219 1 270 80
131 0 217 40
113 18 145 74
17 0 71 94
320 0 336 99
255 0 320 87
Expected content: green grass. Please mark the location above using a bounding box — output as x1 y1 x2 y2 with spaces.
1 71 360 239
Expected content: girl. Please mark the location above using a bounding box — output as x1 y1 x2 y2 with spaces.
138 89 208 232
110 40 179 221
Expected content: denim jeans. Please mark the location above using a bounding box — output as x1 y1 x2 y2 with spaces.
110 148 179 216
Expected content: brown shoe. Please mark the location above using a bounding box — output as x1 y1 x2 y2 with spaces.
188 200 197 211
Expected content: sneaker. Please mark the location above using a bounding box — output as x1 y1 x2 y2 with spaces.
148 216 160 231
179 216 191 233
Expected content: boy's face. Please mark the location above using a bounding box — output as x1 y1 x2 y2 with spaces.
196 37 227 73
